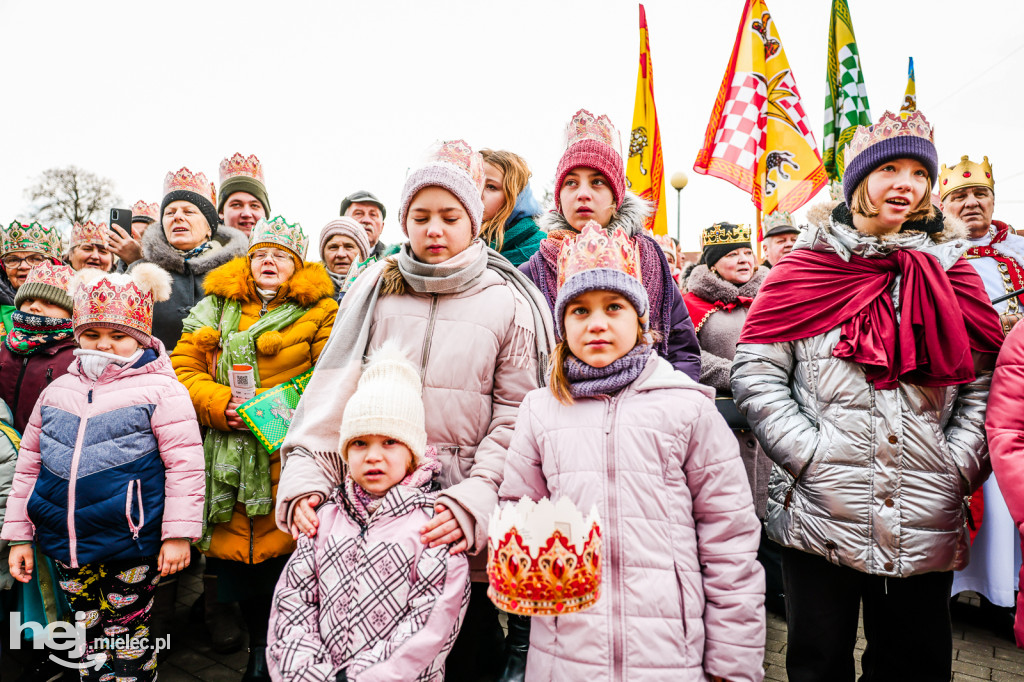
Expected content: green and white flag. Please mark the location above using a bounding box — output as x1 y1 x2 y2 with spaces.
823 0 872 181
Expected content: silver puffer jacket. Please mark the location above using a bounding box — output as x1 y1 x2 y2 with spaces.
731 202 990 577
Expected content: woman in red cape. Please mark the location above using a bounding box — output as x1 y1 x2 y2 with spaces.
730 110 1003 682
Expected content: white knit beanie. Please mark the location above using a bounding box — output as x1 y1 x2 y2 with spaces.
338 341 427 464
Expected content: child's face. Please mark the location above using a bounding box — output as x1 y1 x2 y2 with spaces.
18 297 70 319
406 187 474 265
347 435 414 496
78 327 141 357
564 290 639 369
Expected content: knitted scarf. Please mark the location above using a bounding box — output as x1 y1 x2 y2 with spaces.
566 343 650 399
181 293 308 550
4 311 74 355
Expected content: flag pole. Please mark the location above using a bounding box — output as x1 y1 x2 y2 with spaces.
756 209 763 263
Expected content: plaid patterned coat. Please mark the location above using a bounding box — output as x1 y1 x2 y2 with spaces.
268 480 471 681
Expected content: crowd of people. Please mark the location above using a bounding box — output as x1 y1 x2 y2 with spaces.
0 104 1020 682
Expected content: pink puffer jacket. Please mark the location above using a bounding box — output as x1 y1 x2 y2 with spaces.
500 353 765 682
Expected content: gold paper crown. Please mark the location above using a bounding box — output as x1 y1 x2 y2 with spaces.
556 221 642 290
939 155 994 200
845 110 934 167
163 167 216 205
249 215 309 260
425 139 486 193
70 221 110 248
3 221 62 259
701 222 751 248
219 153 266 185
563 108 621 157
130 200 160 222
487 497 602 617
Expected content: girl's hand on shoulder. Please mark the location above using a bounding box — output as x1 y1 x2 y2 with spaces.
158 538 192 576
9 545 34 583
420 503 468 555
290 494 322 539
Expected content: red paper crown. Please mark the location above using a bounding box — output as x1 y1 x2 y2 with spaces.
72 273 155 338
563 109 621 157
131 200 160 222
163 167 216 205
24 261 74 292
219 153 265 185
70 221 110 248
425 139 485 193
556 221 642 290
487 497 602 617
846 110 934 167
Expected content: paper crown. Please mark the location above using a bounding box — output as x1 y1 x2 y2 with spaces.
563 108 621 158
764 211 794 231
249 216 309 260
939 155 994 200
163 167 216 205
653 234 675 252
845 110 934 168
72 269 161 340
23 261 74 292
131 200 160 222
3 221 62 259
702 222 751 248
219 153 266 185
487 497 602 617
422 139 486 193
556 221 642 290
70 221 110 248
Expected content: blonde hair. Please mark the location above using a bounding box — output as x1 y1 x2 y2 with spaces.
548 323 657 406
849 176 936 224
480 149 532 251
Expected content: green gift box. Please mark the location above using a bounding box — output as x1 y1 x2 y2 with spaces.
237 368 315 453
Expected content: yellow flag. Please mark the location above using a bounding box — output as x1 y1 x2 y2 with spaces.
626 4 667 235
900 57 916 117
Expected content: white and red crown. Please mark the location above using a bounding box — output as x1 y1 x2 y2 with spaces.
487 497 602 617
556 221 642 290
24 261 74 292
70 221 110 248
219 153 265 185
73 272 155 338
563 108 621 157
845 110 934 168
163 167 216 205
423 139 485 194
131 200 160 222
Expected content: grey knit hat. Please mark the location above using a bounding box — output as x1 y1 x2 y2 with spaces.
398 140 485 238
554 268 649 340
318 217 371 263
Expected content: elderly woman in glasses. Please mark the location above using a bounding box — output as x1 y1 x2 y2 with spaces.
0 221 64 310
170 216 337 680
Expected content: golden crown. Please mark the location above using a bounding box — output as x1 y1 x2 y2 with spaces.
249 215 309 260
163 167 216 205
939 155 994 200
845 110 934 168
563 108 621 157
219 153 266 185
70 221 110 248
73 274 155 339
701 222 751 248
130 200 160 222
487 497 602 617
556 221 642 290
3 221 62 259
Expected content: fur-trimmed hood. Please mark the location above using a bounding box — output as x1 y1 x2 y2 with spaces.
138 221 248 276
685 263 767 304
537 191 652 236
202 256 335 308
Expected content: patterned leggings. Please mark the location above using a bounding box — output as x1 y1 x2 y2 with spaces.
54 556 160 682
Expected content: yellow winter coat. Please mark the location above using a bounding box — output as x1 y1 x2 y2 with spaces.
171 256 337 563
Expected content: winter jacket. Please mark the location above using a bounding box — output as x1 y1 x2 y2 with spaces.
523 193 701 381
0 338 77 434
268 480 470 681
130 222 248 351
171 257 338 563
987 320 1024 535
276 266 542 577
488 188 545 267
731 201 991 577
1 340 205 568
500 353 765 682
0 399 18 590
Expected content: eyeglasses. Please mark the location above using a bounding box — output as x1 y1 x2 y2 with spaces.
250 250 291 264
2 254 46 268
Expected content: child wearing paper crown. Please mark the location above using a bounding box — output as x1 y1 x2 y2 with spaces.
1 264 205 681
499 221 766 682
268 342 470 682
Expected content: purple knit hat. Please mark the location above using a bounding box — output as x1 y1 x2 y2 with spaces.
554 269 648 339
318 217 371 263
555 110 626 212
398 140 485 238
842 110 938 206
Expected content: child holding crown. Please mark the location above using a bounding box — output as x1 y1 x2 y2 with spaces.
499 221 766 681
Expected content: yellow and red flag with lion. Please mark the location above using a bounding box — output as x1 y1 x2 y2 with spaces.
626 5 667 235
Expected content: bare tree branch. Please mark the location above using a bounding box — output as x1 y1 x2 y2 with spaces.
23 166 120 231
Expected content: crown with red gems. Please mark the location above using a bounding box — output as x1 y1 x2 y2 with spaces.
163 167 216 205
23 261 74 292
70 221 110 248
563 108 622 157
249 216 308 260
845 110 934 167
131 200 160 222
424 139 485 193
219 153 265 185
556 221 642 290
71 265 170 340
487 497 602 617
939 155 994 200
3 221 62 259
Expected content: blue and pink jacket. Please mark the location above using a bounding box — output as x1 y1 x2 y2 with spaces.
0 339 204 567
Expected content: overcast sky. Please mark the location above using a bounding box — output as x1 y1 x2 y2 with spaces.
1 0 1021 253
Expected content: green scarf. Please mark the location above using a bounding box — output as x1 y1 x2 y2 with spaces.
181 293 307 550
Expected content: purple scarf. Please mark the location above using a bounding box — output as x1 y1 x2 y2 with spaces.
566 344 649 399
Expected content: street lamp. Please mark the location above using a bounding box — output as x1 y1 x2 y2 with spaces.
670 172 689 243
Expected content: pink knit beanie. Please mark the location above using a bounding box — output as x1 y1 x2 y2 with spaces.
554 110 626 213
398 140 485 238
